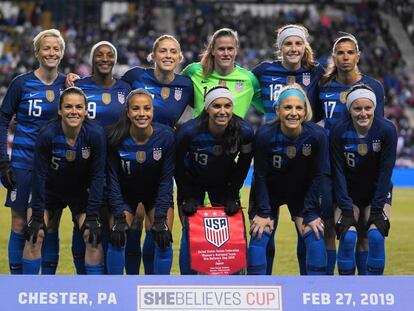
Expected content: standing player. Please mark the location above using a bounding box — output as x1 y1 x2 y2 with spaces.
251 24 326 275
0 29 66 274
317 33 385 134
175 86 254 274
121 34 193 274
182 28 263 118
68 41 131 275
22 87 106 274
317 33 385 275
106 89 174 275
330 84 396 275
248 84 328 275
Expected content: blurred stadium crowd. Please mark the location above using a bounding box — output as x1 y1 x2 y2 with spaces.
1 0 414 166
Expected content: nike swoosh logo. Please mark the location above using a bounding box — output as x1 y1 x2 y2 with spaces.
196 147 208 152
272 147 283 152
119 152 129 157
144 86 154 90
201 80 208 83
325 94 335 98
344 146 353 150
86 95 95 99
271 77 281 81
29 92 40 97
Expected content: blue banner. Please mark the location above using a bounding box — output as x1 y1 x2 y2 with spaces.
0 275 412 310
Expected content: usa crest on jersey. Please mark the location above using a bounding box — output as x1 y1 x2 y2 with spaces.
212 145 223 156
204 217 229 248
235 81 244 92
358 143 368 156
174 88 182 101
161 87 170 99
340 92 347 104
81 147 90 159
286 146 296 159
153 147 162 161
287 76 295 85
302 73 311 86
46 90 55 102
302 144 312 156
102 93 111 105
136 151 146 163
372 140 381 152
118 92 125 104
66 150 76 162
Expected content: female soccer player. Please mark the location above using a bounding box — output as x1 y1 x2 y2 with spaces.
317 33 385 275
175 86 254 274
253 24 323 121
248 84 328 275
106 88 175 275
23 87 107 274
183 28 263 118
68 41 131 275
251 24 328 275
330 84 396 275
121 35 193 274
0 29 66 274
122 35 193 128
317 33 385 133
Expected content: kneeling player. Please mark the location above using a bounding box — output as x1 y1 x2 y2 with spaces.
330 84 396 275
175 86 254 274
248 84 329 275
23 87 106 274
106 89 174 275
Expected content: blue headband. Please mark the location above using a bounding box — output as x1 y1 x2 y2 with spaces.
273 89 306 109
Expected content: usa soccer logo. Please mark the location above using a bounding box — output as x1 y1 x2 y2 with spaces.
204 217 229 248
153 148 162 161
118 92 125 104
174 88 182 101
302 73 311 86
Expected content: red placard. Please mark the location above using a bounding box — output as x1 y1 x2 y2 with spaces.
188 206 247 275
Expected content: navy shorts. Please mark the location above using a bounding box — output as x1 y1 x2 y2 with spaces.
249 199 304 221
45 189 88 217
123 197 156 215
5 168 32 214
352 185 393 209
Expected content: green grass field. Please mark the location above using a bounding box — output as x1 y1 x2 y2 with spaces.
0 187 413 275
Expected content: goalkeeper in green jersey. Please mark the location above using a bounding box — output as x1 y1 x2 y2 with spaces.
182 28 263 118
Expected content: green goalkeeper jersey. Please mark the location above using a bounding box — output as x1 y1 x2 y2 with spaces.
182 62 263 118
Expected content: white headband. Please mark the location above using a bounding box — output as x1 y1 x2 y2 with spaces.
346 88 376 110
277 27 306 48
332 35 359 54
204 88 234 110
89 41 118 65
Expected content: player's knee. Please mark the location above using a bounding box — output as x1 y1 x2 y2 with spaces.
341 231 357 251
368 229 384 252
12 217 26 233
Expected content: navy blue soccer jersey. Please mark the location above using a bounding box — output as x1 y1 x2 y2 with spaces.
31 120 107 217
330 116 397 211
107 123 175 218
122 67 194 128
252 61 324 121
317 75 385 134
253 121 330 223
75 77 131 129
175 117 254 197
0 72 66 169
